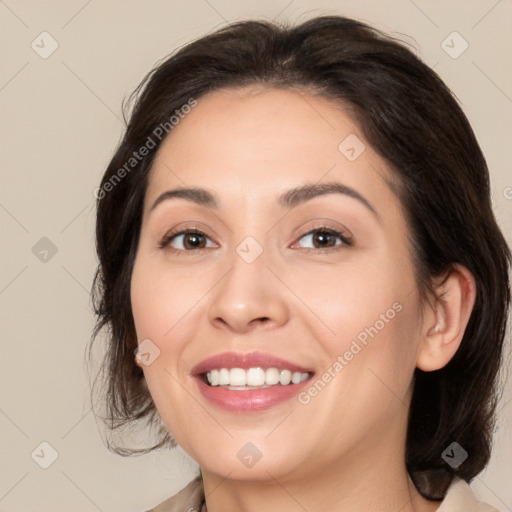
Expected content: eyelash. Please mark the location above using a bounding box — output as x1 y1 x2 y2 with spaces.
158 223 352 254
292 224 353 251
158 225 214 254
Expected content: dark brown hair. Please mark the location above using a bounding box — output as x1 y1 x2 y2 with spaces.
88 15 511 500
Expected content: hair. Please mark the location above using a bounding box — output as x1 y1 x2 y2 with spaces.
88 15 511 500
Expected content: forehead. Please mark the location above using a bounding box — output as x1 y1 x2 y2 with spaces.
144 86 395 215
154 86 355 165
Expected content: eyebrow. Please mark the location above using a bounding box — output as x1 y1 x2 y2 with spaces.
149 182 378 218
150 187 217 212
279 182 378 217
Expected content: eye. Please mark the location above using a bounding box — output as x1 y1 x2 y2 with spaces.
293 226 352 250
159 228 217 251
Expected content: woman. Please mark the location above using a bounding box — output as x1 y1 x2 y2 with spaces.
89 15 511 512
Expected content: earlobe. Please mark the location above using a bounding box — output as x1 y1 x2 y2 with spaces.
134 345 143 368
416 264 476 372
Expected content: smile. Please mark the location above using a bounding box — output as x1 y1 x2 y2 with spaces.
205 367 310 388
192 352 315 412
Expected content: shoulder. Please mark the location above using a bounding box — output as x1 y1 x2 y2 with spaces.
144 475 205 512
438 477 500 512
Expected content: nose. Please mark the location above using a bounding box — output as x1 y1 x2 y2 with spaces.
207 247 290 335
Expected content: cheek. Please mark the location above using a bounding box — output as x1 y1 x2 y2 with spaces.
283 256 409 344
130 262 192 402
130 261 203 443
336 293 421 408
288 256 420 397
130 258 206 345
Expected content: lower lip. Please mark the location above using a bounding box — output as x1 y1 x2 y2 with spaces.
195 377 311 412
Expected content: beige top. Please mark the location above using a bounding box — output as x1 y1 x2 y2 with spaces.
145 475 499 512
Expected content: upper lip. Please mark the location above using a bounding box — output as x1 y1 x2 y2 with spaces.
191 351 313 376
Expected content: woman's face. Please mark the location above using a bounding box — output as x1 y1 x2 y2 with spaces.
130 87 427 482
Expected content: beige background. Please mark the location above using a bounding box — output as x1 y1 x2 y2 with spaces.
1 1 511 511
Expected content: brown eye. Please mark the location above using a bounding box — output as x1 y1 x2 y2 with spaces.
312 231 337 248
296 228 351 250
160 229 215 251
180 232 206 249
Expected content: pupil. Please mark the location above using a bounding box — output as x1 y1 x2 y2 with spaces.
186 233 203 248
315 231 333 247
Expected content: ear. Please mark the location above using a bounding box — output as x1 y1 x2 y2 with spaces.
416 264 476 372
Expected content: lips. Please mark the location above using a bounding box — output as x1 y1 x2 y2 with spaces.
192 351 312 375
191 351 314 413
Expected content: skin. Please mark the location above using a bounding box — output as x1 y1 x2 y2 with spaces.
130 86 476 512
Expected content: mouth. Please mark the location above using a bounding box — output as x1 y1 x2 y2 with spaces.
192 352 315 412
202 367 312 389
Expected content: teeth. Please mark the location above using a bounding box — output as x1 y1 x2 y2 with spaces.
209 369 219 386
206 367 309 387
247 367 265 386
291 371 302 384
229 368 247 386
279 369 291 385
218 368 230 385
265 368 280 385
